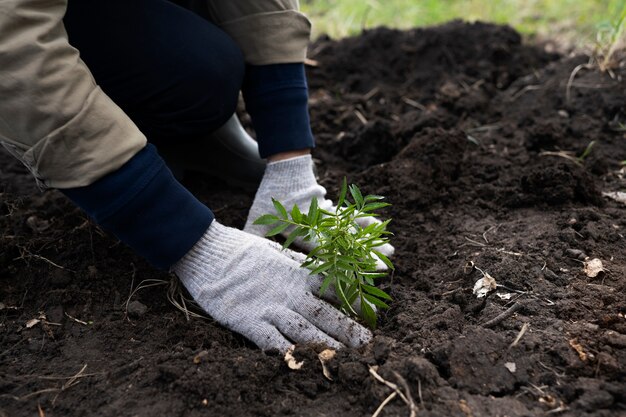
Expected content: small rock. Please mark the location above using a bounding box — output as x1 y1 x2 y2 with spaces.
504 362 517 373
558 109 569 118
127 300 148 318
583 258 605 278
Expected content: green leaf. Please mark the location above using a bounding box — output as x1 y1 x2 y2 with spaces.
362 293 390 309
361 221 381 235
336 259 358 272
319 274 334 296
319 208 335 217
283 228 301 249
362 202 391 212
333 270 350 285
349 184 364 207
362 284 392 300
361 272 389 280
372 250 394 270
290 204 303 223
344 282 359 306
272 198 288 219
266 223 289 237
253 214 280 225
319 217 336 228
301 259 314 268
336 282 358 316
339 206 356 219
337 177 348 208
308 245 324 259
310 262 333 275
360 297 377 328
307 197 319 224
337 255 357 263
374 219 392 231
369 240 391 249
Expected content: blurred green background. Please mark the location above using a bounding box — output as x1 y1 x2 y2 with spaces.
301 0 626 50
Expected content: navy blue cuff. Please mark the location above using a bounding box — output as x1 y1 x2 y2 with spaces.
61 144 214 269
242 63 315 158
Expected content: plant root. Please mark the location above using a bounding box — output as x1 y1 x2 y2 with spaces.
369 366 418 417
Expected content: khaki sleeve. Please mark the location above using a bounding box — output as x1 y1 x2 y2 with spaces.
205 0 311 65
0 0 147 189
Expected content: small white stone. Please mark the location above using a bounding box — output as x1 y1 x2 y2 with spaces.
504 362 517 373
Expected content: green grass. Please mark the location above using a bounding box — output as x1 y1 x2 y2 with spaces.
301 0 626 50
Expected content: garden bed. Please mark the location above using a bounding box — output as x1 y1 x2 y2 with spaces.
1 21 625 416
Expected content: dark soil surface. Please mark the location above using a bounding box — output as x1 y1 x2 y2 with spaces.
2 21 626 417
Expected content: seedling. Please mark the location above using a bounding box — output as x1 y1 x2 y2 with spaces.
253 178 394 328
578 140 596 162
567 2 626 102
594 2 626 74
538 140 597 165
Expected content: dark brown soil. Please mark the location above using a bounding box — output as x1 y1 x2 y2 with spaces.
2 21 626 416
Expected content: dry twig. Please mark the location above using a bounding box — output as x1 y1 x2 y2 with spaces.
363 87 380 101
464 236 486 247
14 245 74 272
401 96 426 111
64 312 88 326
354 109 368 125
509 322 530 348
539 150 581 165
565 62 594 103
482 302 523 328
510 84 542 101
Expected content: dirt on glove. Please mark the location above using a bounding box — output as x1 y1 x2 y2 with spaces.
1 21 625 416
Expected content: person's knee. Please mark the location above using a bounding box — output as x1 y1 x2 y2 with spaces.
148 28 244 141
184 31 245 130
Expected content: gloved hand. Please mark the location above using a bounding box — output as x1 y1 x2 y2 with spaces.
244 154 395 267
172 220 372 352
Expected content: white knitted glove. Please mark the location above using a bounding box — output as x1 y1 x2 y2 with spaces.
244 155 395 267
172 221 372 352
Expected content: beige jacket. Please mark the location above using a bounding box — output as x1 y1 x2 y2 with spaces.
0 0 311 188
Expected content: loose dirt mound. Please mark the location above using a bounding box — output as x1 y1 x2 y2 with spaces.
2 21 625 416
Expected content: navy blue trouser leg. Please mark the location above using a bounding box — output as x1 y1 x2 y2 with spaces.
60 0 315 269
64 0 245 143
